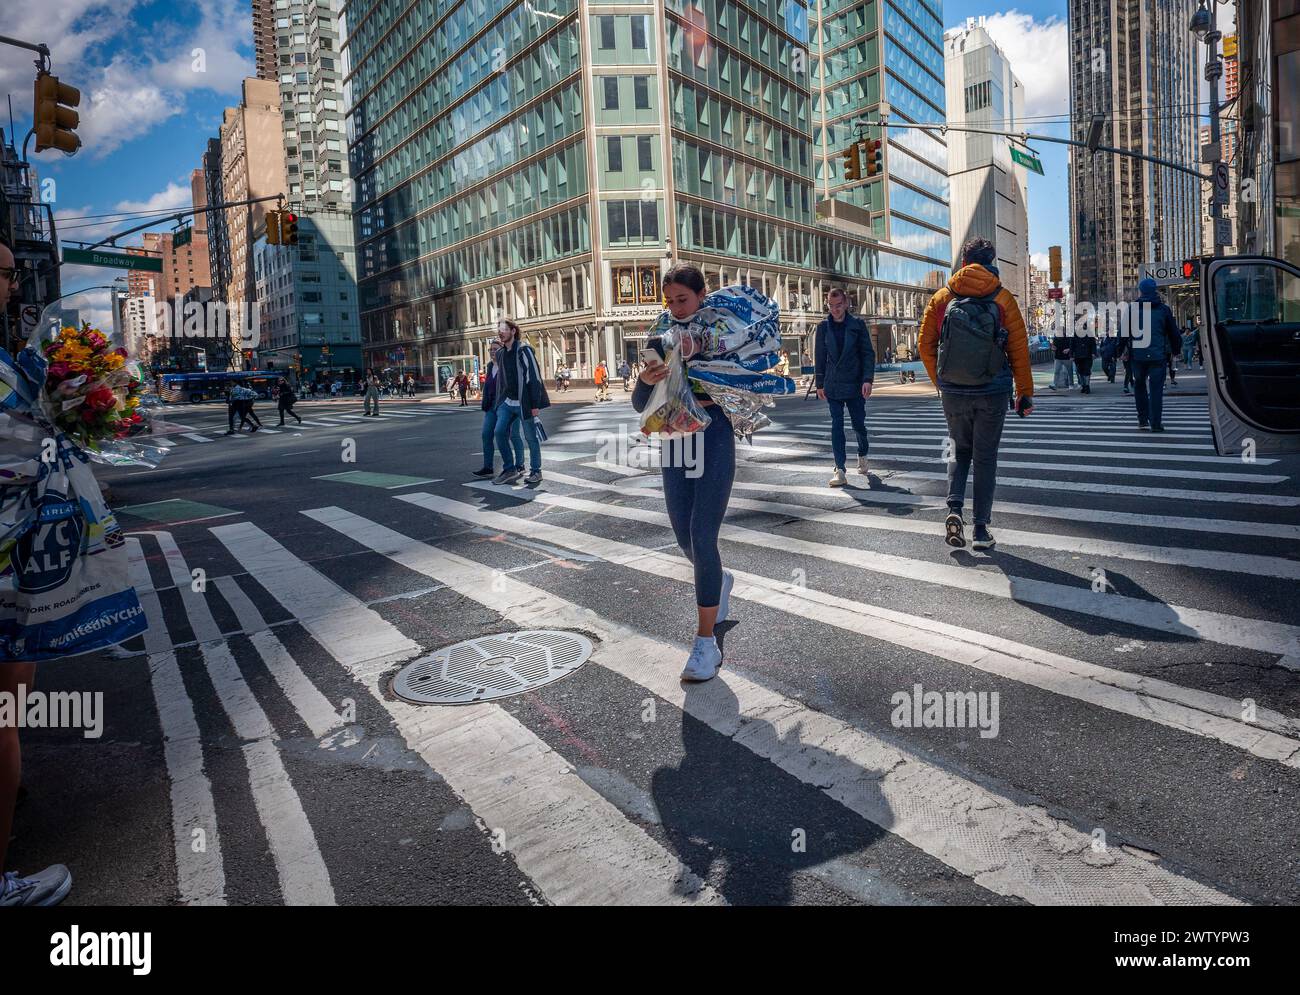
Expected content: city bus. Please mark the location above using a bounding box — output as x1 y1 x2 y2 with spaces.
157 370 281 403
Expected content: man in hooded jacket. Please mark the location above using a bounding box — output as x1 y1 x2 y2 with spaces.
1129 278 1184 432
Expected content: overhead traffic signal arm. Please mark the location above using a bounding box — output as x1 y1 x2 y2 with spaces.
33 71 81 154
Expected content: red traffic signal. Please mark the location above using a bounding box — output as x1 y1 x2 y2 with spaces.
282 212 299 246
1181 259 1200 280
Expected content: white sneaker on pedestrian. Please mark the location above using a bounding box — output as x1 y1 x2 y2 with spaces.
856 456 869 476
681 636 722 682
829 468 847 487
716 570 734 623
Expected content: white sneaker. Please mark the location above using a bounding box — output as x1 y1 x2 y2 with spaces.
856 456 869 475
716 570 734 623
681 636 722 682
829 468 847 487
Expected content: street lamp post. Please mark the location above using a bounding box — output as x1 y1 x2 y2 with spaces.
1191 1 1224 258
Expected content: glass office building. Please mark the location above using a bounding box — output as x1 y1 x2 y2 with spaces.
342 0 950 382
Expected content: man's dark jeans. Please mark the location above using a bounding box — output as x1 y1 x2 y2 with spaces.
827 394 869 470
942 391 1009 527
1131 359 1166 427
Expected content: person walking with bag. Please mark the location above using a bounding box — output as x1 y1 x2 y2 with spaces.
814 287 875 486
1129 278 1183 432
632 265 737 683
1071 330 1096 394
492 319 550 484
277 378 302 426
472 359 521 479
919 237 1034 551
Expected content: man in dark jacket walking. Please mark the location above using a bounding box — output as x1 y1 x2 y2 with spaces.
1049 333 1073 389
814 287 875 487
492 318 551 484
277 378 302 425
1099 333 1119 383
1071 331 1096 393
1129 278 1184 432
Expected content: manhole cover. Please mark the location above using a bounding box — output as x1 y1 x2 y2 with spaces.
392 630 593 705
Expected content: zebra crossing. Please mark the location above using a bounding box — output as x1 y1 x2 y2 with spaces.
149 403 475 449
20 388 1299 905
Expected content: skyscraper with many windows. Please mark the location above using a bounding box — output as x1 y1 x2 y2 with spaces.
1068 0 1201 302
342 0 950 382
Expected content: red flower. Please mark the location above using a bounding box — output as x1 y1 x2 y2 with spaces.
85 386 116 412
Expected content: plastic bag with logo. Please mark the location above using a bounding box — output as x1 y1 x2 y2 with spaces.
638 342 711 438
0 303 149 660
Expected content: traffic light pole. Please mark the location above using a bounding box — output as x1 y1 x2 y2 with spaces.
73 194 285 253
878 119 1210 182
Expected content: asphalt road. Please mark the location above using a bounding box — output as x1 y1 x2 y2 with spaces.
10 367 1300 905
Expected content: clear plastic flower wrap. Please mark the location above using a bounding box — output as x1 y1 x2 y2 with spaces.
638 341 711 437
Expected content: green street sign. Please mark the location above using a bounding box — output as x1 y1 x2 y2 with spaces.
173 226 192 248
1010 147 1044 175
62 247 164 272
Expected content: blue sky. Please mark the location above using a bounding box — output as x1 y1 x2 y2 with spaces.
1 1 1101 321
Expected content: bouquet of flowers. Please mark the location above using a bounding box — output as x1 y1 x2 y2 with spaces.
41 324 145 451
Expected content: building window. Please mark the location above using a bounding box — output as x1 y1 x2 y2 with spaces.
634 76 650 110
603 76 619 109
607 136 623 171
631 16 647 50
964 80 991 113
638 135 653 171
599 15 615 49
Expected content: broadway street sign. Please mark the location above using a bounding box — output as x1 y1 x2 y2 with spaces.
62 247 163 272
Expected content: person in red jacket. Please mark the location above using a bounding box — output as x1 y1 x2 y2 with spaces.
918 237 1034 552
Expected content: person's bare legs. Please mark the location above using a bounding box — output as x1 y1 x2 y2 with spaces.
0 663 35 871
696 605 719 639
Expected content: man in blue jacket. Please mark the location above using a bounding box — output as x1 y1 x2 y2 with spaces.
814 287 875 487
1129 278 1184 432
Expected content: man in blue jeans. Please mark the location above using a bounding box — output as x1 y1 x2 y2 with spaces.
491 318 551 484
1129 278 1183 432
814 287 875 487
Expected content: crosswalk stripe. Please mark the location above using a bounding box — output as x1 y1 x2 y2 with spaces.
182 433 214 443
458 485 1300 659
302 507 1249 903
142 535 337 906
752 435 1271 465
208 521 723 906
128 538 227 905
537 470 1299 574
213 576 345 740
740 442 1286 483
723 462 1300 506
775 426 1214 443
441 483 1300 754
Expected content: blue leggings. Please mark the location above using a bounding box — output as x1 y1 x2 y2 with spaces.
661 407 734 608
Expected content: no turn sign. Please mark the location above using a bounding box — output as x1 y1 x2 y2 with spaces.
1214 162 1229 191
20 304 39 331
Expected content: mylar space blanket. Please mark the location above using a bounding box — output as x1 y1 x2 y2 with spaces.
647 285 796 438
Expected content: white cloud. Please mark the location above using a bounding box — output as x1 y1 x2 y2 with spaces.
151 0 255 93
1030 252 1049 270
977 11 1071 123
115 179 192 214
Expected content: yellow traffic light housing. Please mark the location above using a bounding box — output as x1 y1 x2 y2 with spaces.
282 211 299 246
864 138 883 177
265 209 282 245
841 143 862 182
33 72 81 155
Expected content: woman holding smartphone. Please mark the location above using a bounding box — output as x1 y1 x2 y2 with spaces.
631 265 735 682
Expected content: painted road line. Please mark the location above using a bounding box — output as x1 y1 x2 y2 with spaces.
182 433 215 443
774 428 1215 450
305 508 1252 902
213 576 345 740
424 491 1300 755
731 462 1300 507
530 470 1300 541
151 537 337 906
211 520 723 907
738 442 1286 483
129 538 228 906
459 484 1300 661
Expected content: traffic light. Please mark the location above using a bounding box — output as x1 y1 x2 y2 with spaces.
281 211 299 246
265 209 282 245
1181 259 1201 281
33 72 81 154
841 143 862 182
863 138 883 177
1048 245 1063 284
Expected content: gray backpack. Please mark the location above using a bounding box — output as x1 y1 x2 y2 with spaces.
937 293 1008 386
